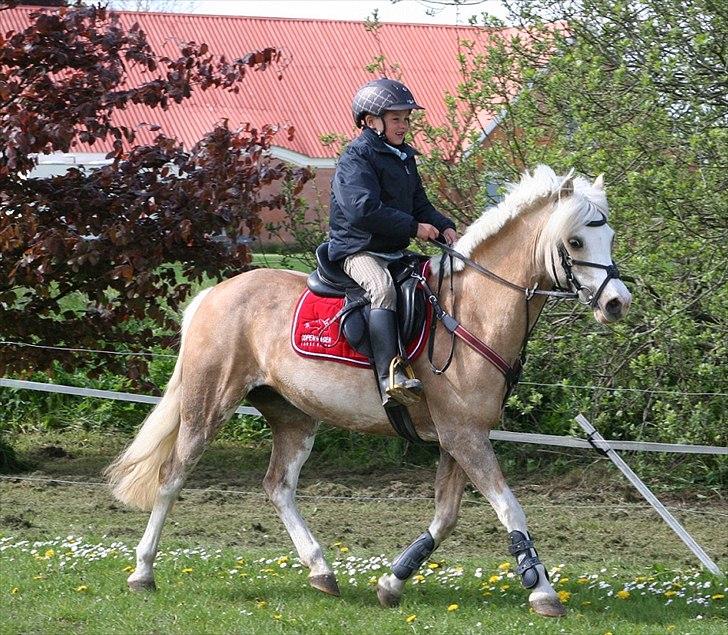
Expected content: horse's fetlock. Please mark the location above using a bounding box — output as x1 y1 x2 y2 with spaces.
391 531 436 580
508 530 546 589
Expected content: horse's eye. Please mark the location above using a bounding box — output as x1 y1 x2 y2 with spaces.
568 237 583 249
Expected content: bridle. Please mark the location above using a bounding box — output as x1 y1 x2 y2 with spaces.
549 211 624 309
418 215 628 400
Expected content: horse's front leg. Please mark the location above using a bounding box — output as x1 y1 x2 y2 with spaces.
442 431 565 617
377 447 468 607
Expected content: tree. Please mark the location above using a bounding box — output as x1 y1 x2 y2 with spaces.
409 0 726 453
0 2 312 386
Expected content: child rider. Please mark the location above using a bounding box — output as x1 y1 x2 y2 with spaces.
328 78 458 408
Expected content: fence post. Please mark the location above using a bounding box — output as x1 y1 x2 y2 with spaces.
575 414 722 576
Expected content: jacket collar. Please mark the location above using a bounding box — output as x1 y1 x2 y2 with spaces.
360 127 418 159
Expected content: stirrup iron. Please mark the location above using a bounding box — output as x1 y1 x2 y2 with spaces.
386 356 422 406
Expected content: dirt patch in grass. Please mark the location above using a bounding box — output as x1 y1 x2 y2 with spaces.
1 431 726 573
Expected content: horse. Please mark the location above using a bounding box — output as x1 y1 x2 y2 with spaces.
105 165 631 618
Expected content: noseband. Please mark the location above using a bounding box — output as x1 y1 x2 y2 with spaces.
550 211 624 309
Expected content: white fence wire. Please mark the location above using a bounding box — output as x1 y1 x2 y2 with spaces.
1 378 726 455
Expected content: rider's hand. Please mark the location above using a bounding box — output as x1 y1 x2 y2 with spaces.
442 228 458 246
417 223 439 241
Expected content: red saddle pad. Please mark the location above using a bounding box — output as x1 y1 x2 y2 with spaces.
291 267 432 368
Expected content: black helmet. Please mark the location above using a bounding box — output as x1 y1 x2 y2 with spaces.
352 78 424 128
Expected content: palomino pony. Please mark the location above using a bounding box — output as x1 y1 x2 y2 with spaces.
106 165 631 618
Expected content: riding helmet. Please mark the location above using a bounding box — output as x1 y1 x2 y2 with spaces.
351 78 424 128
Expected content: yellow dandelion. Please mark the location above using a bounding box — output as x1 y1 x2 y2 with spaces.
557 590 571 603
500 583 510 591
256 599 268 609
498 562 512 571
616 590 630 600
558 577 570 585
339 546 349 553
272 613 282 620
75 585 88 592
181 567 193 574
276 555 289 564
711 593 724 600
488 574 501 584
664 590 678 598
368 576 378 585
44 549 55 559
427 562 440 570
413 574 426 582
577 577 590 585
10 587 19 595
405 614 417 623
122 565 135 573
447 603 459 612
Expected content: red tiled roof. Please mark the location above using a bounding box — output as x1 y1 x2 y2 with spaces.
2 7 507 160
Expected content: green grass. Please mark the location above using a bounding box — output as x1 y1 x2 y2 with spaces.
250 252 311 273
1 430 727 633
1 535 726 634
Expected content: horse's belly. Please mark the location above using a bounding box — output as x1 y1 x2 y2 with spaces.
268 357 437 439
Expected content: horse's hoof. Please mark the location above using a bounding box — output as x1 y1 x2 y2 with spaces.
530 596 566 617
309 573 340 597
376 582 401 608
127 577 156 592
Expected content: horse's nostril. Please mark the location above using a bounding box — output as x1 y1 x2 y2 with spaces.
606 298 621 314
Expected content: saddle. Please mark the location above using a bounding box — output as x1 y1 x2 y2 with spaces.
306 243 429 360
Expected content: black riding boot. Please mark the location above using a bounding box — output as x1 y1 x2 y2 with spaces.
368 308 423 408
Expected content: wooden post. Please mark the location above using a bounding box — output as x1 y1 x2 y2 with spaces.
575 414 722 576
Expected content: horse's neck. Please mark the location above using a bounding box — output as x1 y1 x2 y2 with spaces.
451 209 551 359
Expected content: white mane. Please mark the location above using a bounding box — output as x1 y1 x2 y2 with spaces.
433 165 608 274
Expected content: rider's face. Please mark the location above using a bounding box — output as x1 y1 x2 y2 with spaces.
367 110 411 145
381 110 411 145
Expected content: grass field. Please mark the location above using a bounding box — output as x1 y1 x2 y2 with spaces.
2 535 726 634
1 431 726 633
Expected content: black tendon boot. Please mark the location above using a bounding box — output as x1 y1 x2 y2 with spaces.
368 308 423 407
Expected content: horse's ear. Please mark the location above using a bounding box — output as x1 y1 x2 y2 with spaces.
593 173 605 190
558 168 575 197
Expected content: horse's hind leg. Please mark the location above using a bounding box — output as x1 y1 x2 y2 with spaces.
128 377 244 591
127 431 202 591
377 447 468 607
250 388 339 597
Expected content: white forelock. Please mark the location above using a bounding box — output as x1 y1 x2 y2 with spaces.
431 165 608 274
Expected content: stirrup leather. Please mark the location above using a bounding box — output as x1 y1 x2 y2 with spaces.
386 356 422 406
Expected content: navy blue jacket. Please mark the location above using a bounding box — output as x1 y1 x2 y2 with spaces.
328 127 455 261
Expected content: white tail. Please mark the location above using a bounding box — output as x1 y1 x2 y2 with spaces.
104 289 211 511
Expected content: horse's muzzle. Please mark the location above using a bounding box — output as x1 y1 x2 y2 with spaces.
594 281 632 323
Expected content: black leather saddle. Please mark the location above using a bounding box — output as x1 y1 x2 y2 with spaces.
306 242 429 359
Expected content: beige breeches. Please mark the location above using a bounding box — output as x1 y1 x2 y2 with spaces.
343 252 397 310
